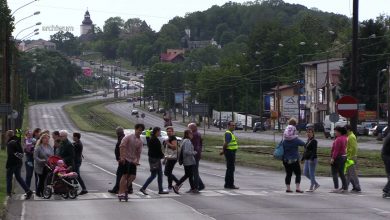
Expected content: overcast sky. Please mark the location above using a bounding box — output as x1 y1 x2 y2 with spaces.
8 0 390 40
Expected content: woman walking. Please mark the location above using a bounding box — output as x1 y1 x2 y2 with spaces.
5 130 33 199
173 130 198 194
24 130 35 188
139 127 168 195
282 118 305 193
164 126 180 191
330 126 348 193
302 127 320 192
34 133 54 197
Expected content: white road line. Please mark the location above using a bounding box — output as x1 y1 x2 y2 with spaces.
171 198 216 220
371 207 390 214
21 201 26 220
215 190 240 196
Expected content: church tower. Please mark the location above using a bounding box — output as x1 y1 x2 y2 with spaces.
80 10 93 36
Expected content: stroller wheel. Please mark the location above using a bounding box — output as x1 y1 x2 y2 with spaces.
42 186 52 199
69 188 78 199
61 193 69 199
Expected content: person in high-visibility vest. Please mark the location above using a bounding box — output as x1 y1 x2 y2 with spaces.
220 121 239 189
345 125 361 192
145 127 152 145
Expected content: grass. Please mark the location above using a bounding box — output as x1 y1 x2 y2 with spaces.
65 99 386 177
64 99 134 137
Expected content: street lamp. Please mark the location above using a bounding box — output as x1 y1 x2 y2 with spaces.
377 69 387 126
15 22 41 39
15 11 40 26
11 0 38 16
21 31 39 41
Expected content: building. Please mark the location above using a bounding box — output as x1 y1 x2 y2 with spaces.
19 39 56 51
181 28 219 50
160 49 185 63
80 10 93 36
301 58 344 124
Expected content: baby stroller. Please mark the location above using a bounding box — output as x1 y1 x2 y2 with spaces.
42 155 79 199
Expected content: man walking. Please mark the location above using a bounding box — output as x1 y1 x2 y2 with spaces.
220 121 239 189
108 127 133 194
117 124 144 198
188 123 205 191
345 125 361 192
58 130 75 169
73 132 88 195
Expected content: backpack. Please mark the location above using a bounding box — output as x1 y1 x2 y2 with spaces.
273 139 284 161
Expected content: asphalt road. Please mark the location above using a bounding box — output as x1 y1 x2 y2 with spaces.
106 102 383 150
6 97 390 220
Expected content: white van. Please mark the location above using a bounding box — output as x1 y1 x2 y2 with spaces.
323 115 347 138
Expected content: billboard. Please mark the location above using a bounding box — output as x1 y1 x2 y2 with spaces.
174 92 190 104
282 96 299 119
82 67 93 77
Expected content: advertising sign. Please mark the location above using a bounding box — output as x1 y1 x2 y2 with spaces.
282 96 299 119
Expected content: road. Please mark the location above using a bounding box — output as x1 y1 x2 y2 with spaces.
106 102 383 150
5 97 390 220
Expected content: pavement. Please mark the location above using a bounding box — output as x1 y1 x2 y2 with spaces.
106 101 384 150
4 96 390 220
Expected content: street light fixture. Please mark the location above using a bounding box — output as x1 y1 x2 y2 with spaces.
14 11 40 26
15 22 41 39
11 0 38 16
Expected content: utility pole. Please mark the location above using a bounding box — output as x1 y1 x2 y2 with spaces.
351 0 359 132
387 64 390 126
326 52 330 115
257 65 263 128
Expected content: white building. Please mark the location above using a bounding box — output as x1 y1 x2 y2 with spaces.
80 10 93 36
19 39 56 51
301 58 344 124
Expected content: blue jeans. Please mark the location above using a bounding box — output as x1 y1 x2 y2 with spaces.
142 160 163 192
7 166 30 195
331 156 347 190
304 159 319 188
224 150 236 187
25 158 34 188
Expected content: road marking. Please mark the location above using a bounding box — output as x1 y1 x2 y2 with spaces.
238 190 267 196
371 207 390 214
171 198 216 220
215 190 240 196
21 201 26 220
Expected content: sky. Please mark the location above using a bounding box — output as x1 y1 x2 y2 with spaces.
8 0 390 40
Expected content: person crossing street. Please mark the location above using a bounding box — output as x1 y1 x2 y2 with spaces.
345 125 361 192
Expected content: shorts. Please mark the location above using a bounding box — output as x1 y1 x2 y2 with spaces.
119 161 137 176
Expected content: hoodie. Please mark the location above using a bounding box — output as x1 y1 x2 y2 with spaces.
283 125 299 141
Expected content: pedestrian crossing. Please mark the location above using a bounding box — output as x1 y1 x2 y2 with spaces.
13 188 377 201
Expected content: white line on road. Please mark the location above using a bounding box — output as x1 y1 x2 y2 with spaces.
21 201 26 220
371 207 390 214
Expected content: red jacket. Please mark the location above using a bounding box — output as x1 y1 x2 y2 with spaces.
331 135 347 159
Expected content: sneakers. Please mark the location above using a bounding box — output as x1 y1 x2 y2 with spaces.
25 190 33 200
313 184 320 191
350 188 361 193
173 184 182 194
330 188 347 193
295 189 304 193
139 188 148 195
79 190 88 195
158 190 169 194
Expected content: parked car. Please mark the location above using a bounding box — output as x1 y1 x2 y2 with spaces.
382 126 389 138
235 121 244 130
148 106 155 112
253 122 266 132
372 124 387 136
140 130 182 146
157 108 165 113
126 98 133 102
131 109 139 115
361 122 375 135
356 124 365 136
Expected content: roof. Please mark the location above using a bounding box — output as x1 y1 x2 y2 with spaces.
300 58 345 66
270 84 297 91
160 53 184 62
82 10 93 25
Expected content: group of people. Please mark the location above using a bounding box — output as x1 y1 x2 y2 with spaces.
281 118 390 195
5 128 88 199
108 123 205 199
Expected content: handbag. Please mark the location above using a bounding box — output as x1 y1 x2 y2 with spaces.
149 158 161 171
273 138 284 161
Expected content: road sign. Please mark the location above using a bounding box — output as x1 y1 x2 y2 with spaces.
336 96 358 118
0 103 12 114
282 96 299 118
188 103 208 116
329 113 339 123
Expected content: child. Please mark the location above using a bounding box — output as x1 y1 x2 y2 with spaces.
54 160 78 178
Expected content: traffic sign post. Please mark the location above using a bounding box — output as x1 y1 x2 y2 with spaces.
336 96 358 118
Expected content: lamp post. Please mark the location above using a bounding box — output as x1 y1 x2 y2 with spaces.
14 11 40 26
377 69 387 126
15 22 41 39
11 0 38 16
256 64 263 128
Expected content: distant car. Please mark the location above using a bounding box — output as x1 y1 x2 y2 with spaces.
131 109 139 115
157 108 165 113
382 126 389 138
253 122 266 132
148 106 155 112
372 124 387 136
140 130 182 146
126 98 133 102
235 121 244 130
356 124 365 136
138 75 144 79
126 72 130 76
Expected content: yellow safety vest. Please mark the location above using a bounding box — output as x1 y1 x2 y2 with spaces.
145 129 151 138
225 130 239 150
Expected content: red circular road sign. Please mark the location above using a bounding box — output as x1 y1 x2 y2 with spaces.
336 95 358 118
